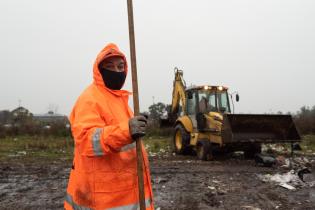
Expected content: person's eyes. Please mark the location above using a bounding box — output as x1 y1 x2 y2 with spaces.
118 65 125 71
105 64 114 69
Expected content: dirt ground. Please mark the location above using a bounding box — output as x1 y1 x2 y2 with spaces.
0 154 315 210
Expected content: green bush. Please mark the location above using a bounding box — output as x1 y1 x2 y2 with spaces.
146 126 173 137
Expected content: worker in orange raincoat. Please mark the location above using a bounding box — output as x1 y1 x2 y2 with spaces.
64 43 154 210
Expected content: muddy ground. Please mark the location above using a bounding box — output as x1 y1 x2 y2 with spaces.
0 154 315 210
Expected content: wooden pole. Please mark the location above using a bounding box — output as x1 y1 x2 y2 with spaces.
127 0 146 209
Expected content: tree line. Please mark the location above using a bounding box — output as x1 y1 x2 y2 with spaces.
0 103 314 138
0 109 69 137
293 105 315 135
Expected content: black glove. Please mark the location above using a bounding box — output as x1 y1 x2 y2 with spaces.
129 114 148 140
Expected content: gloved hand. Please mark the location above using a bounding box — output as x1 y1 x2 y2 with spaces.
129 114 148 140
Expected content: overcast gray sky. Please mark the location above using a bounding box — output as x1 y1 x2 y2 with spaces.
1 0 314 115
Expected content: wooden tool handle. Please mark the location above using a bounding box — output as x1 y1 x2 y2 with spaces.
127 0 146 209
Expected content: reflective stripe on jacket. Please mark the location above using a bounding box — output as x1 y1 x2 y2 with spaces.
64 43 154 210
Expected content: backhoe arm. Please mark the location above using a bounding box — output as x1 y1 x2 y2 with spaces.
171 68 187 115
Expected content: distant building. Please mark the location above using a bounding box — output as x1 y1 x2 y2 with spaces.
33 111 68 124
11 106 33 126
1 107 69 127
11 106 32 118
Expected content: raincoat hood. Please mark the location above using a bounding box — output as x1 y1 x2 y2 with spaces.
93 43 129 94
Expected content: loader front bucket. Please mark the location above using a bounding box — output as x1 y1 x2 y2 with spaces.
222 114 301 144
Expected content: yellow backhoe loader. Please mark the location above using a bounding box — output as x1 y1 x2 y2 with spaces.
160 68 301 160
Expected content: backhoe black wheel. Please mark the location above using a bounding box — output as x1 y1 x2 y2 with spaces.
244 143 262 159
173 124 191 155
196 140 213 161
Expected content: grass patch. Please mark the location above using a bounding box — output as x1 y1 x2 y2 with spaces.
0 136 73 162
143 136 172 154
0 135 173 162
146 127 173 138
300 134 315 152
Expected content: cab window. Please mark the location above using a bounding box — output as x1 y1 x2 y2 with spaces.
198 90 216 113
187 91 197 115
217 91 230 113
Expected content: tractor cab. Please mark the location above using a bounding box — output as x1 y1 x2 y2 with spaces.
185 85 231 132
186 85 231 115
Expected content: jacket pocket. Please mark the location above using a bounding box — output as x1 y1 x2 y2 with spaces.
94 172 136 192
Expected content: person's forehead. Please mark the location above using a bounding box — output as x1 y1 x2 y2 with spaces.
103 56 124 64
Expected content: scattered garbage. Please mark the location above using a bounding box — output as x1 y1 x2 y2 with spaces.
269 171 299 184
303 174 315 187
17 151 27 155
207 184 227 196
217 188 227 195
7 150 27 157
148 147 169 157
293 156 313 168
263 144 288 154
258 170 302 188
297 168 311 182
241 205 262 210
297 168 315 187
274 155 314 169
279 183 296 190
154 177 168 184
212 180 221 184
208 186 215 190
258 167 315 190
291 143 302 151
255 154 276 167
276 155 290 168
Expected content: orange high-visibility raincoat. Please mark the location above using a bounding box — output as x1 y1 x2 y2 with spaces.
64 43 154 210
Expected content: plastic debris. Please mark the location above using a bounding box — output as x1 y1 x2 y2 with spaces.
279 183 296 190
154 177 168 184
241 205 262 210
255 154 276 167
207 186 215 190
212 180 221 184
258 170 304 190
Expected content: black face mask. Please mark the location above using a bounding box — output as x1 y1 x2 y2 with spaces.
99 68 126 90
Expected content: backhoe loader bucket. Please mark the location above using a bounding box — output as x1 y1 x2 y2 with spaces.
222 114 301 143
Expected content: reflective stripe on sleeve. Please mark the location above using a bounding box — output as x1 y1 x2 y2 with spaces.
120 142 136 152
108 198 152 210
92 128 104 156
65 193 92 210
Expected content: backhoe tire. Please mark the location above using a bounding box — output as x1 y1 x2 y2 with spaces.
173 124 191 155
196 140 213 161
244 143 262 159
